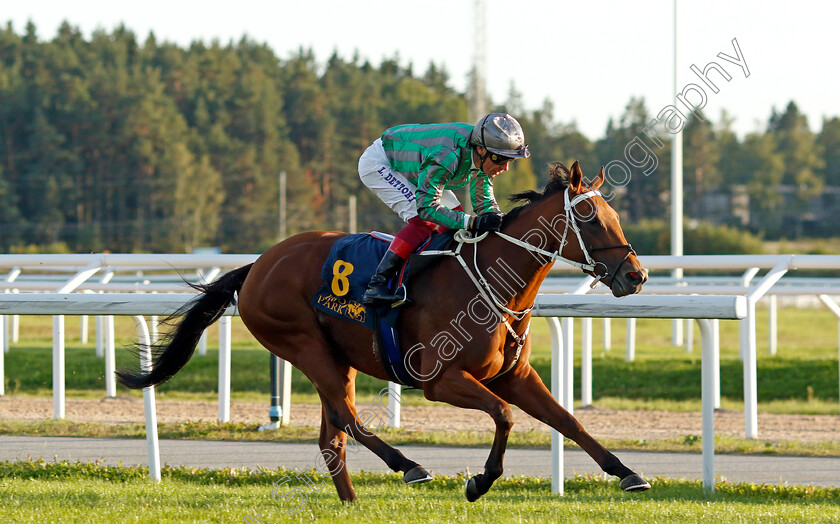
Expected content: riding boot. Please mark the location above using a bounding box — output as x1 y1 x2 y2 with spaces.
362 250 406 305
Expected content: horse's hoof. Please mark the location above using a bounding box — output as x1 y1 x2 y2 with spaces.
465 476 482 502
404 466 433 485
619 474 651 492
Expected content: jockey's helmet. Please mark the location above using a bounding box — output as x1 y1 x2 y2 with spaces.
469 113 530 159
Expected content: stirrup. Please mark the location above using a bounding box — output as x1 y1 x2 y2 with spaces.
363 284 399 305
390 285 411 308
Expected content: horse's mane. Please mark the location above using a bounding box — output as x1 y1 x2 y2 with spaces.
504 162 571 222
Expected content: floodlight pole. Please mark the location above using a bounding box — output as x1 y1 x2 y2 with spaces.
671 0 685 345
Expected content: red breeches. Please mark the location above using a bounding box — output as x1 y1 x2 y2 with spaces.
388 217 437 258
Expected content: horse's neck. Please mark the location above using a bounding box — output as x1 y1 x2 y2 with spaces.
483 193 570 310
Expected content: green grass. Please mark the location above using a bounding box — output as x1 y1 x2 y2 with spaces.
1 460 839 523
3 307 838 413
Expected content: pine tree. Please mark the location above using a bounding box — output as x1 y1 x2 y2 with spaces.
818 117 840 186
682 116 721 220
768 101 824 209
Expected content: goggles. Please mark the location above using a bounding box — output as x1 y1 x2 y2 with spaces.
488 152 514 165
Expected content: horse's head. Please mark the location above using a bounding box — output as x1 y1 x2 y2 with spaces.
561 161 647 297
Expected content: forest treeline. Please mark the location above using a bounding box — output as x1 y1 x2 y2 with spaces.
1 22 838 253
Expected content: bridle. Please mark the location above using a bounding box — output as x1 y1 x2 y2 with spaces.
419 186 636 379
495 187 635 288
588 242 636 287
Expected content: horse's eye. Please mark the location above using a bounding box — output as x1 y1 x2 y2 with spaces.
582 216 604 228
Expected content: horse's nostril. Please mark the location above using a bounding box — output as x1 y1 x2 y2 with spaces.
626 271 643 283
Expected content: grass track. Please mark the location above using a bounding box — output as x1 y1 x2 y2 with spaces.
1 460 839 523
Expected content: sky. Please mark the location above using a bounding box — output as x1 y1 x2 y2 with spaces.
3 0 839 140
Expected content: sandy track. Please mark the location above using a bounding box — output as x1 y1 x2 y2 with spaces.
1 396 837 444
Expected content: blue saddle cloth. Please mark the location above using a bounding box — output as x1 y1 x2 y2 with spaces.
312 231 454 386
312 232 394 329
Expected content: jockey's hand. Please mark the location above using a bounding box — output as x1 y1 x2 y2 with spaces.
468 213 504 233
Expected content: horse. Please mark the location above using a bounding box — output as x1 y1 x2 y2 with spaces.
117 160 650 502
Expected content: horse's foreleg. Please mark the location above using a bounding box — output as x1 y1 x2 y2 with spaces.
425 368 514 501
491 365 650 491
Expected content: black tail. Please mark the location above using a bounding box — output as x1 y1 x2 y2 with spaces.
116 263 254 389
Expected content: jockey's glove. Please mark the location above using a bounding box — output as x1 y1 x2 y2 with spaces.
468 212 504 233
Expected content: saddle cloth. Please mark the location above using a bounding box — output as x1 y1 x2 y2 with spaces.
311 231 452 328
312 231 454 386
312 231 392 328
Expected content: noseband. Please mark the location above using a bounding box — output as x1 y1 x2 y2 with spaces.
587 243 635 285
559 188 635 287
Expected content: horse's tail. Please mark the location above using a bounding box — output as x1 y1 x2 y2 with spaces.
116 263 254 389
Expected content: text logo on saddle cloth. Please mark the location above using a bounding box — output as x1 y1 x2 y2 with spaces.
312 230 455 386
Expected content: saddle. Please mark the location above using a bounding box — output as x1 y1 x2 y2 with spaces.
311 231 454 387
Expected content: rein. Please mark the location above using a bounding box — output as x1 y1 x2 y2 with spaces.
495 188 634 283
419 187 617 380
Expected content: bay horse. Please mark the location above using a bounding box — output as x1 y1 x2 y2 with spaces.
117 160 650 502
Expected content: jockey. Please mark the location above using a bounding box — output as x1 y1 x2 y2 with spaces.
358 113 530 305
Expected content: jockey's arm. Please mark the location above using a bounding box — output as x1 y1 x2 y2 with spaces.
414 162 470 230
469 172 502 215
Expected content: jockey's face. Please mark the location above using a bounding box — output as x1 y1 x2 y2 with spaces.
475 146 513 177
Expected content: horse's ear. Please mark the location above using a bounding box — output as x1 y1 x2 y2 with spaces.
569 161 583 191
592 166 605 189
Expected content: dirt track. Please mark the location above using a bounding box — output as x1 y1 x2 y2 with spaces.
1 396 838 443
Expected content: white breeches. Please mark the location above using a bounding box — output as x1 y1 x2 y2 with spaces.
358 138 460 223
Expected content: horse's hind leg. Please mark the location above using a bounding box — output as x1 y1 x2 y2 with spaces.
491 365 650 491
318 392 433 486
319 403 357 502
303 355 432 490
314 364 358 502
424 368 514 502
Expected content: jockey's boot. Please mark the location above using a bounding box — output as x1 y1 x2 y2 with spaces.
362 250 406 305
